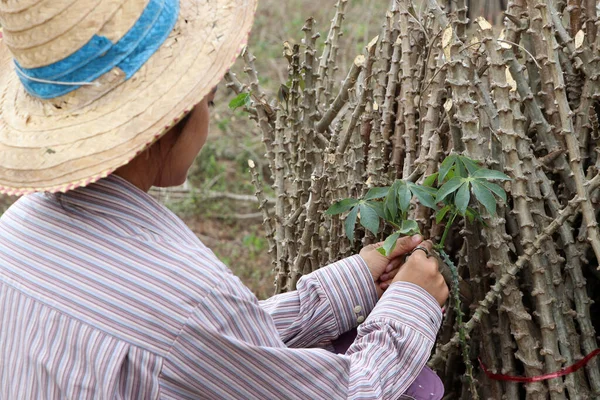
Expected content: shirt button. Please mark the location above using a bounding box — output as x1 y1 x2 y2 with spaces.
353 305 362 314
357 316 365 323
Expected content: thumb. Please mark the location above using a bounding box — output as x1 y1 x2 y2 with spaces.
388 234 423 259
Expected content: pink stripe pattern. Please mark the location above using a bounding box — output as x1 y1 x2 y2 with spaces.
0 175 442 399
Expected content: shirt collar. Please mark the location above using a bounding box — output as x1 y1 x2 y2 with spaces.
59 174 200 246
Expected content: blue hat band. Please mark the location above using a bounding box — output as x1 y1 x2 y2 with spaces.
15 0 179 100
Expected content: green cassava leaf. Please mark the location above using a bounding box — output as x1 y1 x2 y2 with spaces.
465 207 476 223
436 205 452 223
459 156 481 175
439 155 457 183
409 183 438 210
380 231 401 256
229 92 251 110
359 203 380 235
345 206 359 241
478 180 507 202
385 181 399 219
299 78 306 91
436 177 465 203
455 182 471 215
423 173 439 187
411 183 437 195
397 181 412 213
366 201 386 219
399 220 420 235
364 186 391 200
278 84 290 103
472 180 497 216
325 198 360 215
467 207 486 226
456 159 468 178
472 168 511 181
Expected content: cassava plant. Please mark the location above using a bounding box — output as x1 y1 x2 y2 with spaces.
229 0 600 397
326 154 510 396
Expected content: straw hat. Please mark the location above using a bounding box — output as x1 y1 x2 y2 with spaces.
0 0 257 196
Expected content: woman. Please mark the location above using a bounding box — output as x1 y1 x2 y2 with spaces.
0 0 448 399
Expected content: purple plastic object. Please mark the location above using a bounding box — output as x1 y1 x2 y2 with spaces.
332 329 444 400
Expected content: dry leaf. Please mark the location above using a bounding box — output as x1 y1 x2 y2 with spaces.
444 98 453 112
354 55 366 67
367 35 379 50
282 41 293 62
248 159 255 168
442 26 453 59
575 30 585 49
476 17 492 30
505 67 517 92
498 29 512 49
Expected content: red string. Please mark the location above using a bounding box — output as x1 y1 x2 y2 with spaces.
480 349 600 383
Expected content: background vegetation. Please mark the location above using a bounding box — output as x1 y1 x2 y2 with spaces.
151 0 392 299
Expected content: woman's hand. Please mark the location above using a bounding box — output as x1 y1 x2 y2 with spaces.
359 235 424 297
392 241 449 307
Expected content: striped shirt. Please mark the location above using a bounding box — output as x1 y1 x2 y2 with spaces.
0 175 442 399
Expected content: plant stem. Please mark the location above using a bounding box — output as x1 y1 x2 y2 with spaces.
439 248 478 399
439 211 458 248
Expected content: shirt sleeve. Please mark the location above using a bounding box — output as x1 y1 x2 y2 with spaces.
161 275 442 400
258 255 378 348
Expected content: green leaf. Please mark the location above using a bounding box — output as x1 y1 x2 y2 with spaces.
439 155 457 183
397 181 412 213
456 160 468 178
344 206 359 241
465 207 476 223
359 203 380 235
381 231 401 257
423 173 439 187
436 205 452 224
459 156 481 175
366 201 386 219
229 92 251 110
478 180 507 202
385 181 399 219
472 180 497 216
299 78 306 91
325 199 359 215
472 168 511 181
364 186 390 200
399 220 420 236
467 207 485 225
436 177 465 203
409 183 438 210
410 183 437 196
455 182 471 215
277 84 290 103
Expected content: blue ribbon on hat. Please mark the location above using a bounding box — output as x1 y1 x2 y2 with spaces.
15 0 179 99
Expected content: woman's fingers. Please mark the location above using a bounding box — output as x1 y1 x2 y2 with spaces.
380 267 400 282
384 256 404 273
386 235 424 259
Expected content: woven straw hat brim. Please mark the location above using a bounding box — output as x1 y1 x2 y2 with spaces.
0 0 257 196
